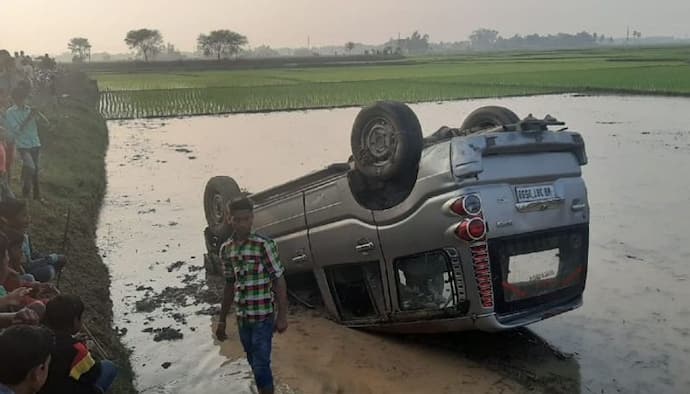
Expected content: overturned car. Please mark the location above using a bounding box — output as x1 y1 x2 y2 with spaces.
203 102 589 333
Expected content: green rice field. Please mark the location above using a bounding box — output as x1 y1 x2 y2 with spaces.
93 46 690 119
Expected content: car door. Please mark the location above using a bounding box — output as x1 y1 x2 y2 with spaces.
305 176 391 324
253 192 312 275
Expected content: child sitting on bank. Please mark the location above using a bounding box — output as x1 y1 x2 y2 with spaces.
0 234 42 328
0 198 67 283
39 295 118 394
0 325 55 394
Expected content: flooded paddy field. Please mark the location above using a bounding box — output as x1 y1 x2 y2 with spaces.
97 94 690 393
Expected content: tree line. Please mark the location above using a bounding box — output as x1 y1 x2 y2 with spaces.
67 27 638 62
469 28 620 51
69 29 249 62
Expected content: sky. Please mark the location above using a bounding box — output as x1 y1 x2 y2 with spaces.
1 0 689 55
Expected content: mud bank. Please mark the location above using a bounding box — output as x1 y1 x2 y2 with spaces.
25 72 136 393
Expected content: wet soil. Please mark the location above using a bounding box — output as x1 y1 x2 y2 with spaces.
99 94 690 393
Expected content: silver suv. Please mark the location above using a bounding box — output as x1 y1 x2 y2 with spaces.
203 102 589 332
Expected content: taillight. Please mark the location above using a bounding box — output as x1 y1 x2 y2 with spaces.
455 217 486 241
450 194 482 216
471 243 494 308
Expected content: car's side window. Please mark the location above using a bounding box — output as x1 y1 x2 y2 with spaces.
395 251 457 311
325 262 386 321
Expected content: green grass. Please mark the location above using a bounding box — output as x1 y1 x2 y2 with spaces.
91 46 690 119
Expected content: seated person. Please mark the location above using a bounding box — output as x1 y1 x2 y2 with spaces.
40 295 118 394
1 233 50 324
0 286 44 328
0 199 67 282
0 307 40 328
18 232 67 283
0 325 54 394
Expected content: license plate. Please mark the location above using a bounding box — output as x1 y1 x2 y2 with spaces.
507 249 559 284
515 185 555 203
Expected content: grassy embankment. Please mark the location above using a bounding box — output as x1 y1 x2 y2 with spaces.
92 46 690 119
23 72 136 393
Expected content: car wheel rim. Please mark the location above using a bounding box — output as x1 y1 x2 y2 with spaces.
212 194 224 224
362 117 397 165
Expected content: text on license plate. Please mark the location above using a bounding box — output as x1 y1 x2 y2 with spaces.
515 185 555 203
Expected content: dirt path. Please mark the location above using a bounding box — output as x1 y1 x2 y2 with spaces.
217 311 527 394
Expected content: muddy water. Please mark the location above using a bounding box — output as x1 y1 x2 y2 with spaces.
98 94 690 393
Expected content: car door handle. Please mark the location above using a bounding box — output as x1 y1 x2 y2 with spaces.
291 253 308 264
571 202 587 211
355 241 375 254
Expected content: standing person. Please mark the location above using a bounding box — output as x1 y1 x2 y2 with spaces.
13 54 25 86
215 197 288 394
0 71 16 182
21 59 34 89
4 87 44 200
38 55 54 72
0 87 9 113
0 87 13 200
0 135 13 202
0 325 54 394
0 50 14 93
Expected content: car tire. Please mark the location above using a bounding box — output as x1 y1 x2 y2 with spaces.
203 176 241 231
460 106 520 132
351 101 423 181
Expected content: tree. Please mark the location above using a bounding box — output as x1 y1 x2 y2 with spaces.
251 45 279 58
197 30 248 60
292 47 313 57
469 28 499 50
125 29 163 61
344 41 355 54
68 37 91 63
407 31 430 54
383 31 430 55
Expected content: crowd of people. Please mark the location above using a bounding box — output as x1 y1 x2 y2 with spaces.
0 199 118 394
0 49 118 394
0 50 56 93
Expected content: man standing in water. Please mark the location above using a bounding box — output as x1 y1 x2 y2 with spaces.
215 197 288 394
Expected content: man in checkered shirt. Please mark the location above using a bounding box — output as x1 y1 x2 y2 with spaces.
215 197 288 394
